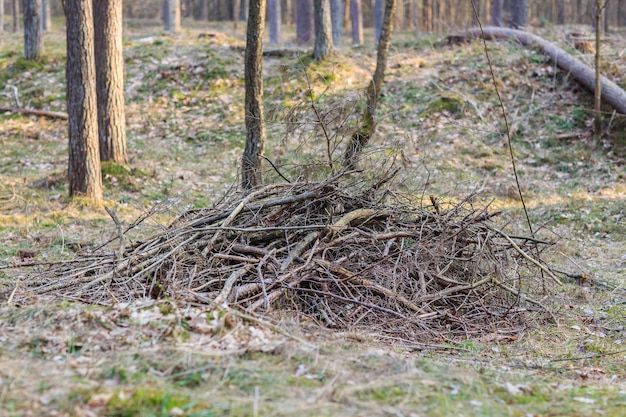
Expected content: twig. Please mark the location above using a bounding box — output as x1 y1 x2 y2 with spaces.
0 106 68 119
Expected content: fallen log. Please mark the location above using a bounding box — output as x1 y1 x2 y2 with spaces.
0 106 68 120
459 27 626 115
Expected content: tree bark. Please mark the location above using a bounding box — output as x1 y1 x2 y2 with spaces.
510 0 528 28
94 0 127 164
343 0 397 168
313 0 333 60
350 0 363 45
64 0 103 202
330 0 343 46
242 0 267 191
461 27 626 116
556 0 566 24
296 0 313 45
41 0 51 31
164 0 181 32
12 0 19 33
23 0 43 60
491 0 502 26
374 0 383 43
594 0 602 134
199 0 208 20
0 0 4 33
268 0 281 44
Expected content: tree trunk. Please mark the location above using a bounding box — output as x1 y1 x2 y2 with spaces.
594 0 602 135
94 0 127 164
23 0 43 60
461 27 626 116
64 0 103 202
556 0 566 24
343 0 397 168
330 0 343 46
0 0 4 33
239 0 248 21
491 0 502 26
199 0 208 20
422 0 431 32
242 0 267 191
510 0 528 28
41 0 51 31
268 0 281 44
374 0 383 43
313 0 333 60
296 0 313 44
350 0 363 45
12 0 19 33
164 0 181 32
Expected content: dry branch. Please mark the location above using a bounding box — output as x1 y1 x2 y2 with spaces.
0 106 68 119
459 27 626 115
13 174 557 341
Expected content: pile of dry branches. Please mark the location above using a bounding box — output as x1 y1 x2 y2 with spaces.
21 173 559 339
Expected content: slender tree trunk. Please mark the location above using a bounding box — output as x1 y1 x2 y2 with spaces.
510 0 528 28
422 0 431 32
594 0 602 135
491 0 502 26
374 0 383 42
199 0 208 20
94 0 127 164
240 0 249 21
313 0 334 60
164 0 181 32
64 0 103 202
12 0 19 33
330 0 343 46
23 0 43 60
268 0 281 44
41 0 51 31
242 0 267 191
296 0 313 44
556 0 566 24
350 0 363 45
0 0 4 33
343 0 397 168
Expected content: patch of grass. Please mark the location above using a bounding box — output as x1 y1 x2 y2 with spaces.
105 387 191 417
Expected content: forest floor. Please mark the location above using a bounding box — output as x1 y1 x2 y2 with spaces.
0 20 625 417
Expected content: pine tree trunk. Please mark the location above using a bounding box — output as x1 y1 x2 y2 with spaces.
41 0 51 31
491 0 502 26
199 0 208 20
268 0 281 44
313 0 333 60
374 0 383 42
510 0 528 28
0 0 4 33
330 0 343 46
64 0 103 202
350 0 363 45
23 0 43 60
556 0 566 24
343 0 397 167
296 0 313 44
12 0 19 33
242 0 267 191
94 0 127 164
164 0 181 32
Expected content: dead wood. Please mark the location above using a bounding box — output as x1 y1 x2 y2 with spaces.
458 27 626 115
0 106 68 120
11 173 558 342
